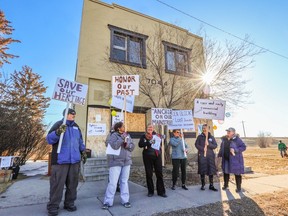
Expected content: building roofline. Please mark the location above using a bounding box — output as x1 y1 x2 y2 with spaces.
87 0 203 40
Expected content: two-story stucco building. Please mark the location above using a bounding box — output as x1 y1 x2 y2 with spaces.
75 0 210 158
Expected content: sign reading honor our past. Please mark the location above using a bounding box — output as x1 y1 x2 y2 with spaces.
194 98 226 120
52 78 88 106
112 75 139 96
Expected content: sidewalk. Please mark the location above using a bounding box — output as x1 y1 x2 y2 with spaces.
0 174 288 216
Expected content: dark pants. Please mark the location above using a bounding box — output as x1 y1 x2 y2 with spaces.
200 174 214 186
47 163 80 214
280 149 287 158
143 153 165 195
223 173 242 190
172 158 187 185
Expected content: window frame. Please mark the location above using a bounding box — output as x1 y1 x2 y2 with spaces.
163 41 192 76
108 25 148 68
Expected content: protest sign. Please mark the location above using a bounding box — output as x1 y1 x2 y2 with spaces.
112 75 139 96
52 78 88 106
111 95 135 113
168 110 195 130
151 108 173 125
0 157 12 168
151 135 162 151
112 112 124 126
87 123 106 136
106 144 121 156
194 99 226 120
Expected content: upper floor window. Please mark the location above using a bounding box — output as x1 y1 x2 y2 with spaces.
163 41 191 75
108 25 148 68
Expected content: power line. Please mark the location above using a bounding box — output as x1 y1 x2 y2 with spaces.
156 0 288 61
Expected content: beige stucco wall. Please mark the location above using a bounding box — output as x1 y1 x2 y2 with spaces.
75 0 207 155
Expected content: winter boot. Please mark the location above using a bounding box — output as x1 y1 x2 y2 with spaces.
222 173 230 190
235 175 242 192
209 175 218 191
200 175 205 190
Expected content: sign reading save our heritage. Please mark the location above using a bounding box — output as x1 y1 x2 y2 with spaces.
168 110 195 130
194 98 226 120
52 78 88 106
151 108 173 125
112 75 139 96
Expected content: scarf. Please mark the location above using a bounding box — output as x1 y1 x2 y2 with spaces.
145 132 159 157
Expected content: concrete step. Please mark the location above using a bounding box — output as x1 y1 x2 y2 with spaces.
84 165 108 175
85 157 107 166
84 171 109 181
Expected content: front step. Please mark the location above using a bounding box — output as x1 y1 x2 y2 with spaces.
83 157 109 181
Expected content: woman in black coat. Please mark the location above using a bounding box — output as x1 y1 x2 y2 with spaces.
195 124 218 191
138 124 167 198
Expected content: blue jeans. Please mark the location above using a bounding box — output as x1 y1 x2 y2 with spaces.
104 165 130 206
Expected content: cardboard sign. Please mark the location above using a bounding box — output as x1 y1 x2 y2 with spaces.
168 110 195 130
52 78 88 106
112 75 139 96
111 95 135 113
151 108 173 125
194 99 226 120
87 123 106 136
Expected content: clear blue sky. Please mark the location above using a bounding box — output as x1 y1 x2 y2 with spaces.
2 0 288 137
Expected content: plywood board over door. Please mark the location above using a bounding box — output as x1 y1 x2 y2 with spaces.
86 107 111 157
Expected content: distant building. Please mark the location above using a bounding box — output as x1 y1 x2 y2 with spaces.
75 0 208 157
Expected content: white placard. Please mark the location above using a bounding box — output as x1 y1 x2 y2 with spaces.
87 123 106 136
0 156 12 168
168 110 195 130
194 99 226 120
151 135 162 151
106 144 121 156
151 108 173 125
52 78 88 106
111 95 135 113
112 75 139 96
112 112 124 127
95 114 101 122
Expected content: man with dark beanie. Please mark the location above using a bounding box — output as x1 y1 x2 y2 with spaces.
46 108 86 216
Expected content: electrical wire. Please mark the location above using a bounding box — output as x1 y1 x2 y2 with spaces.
156 0 288 60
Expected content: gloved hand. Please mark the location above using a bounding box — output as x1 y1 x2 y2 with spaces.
121 132 129 140
56 125 67 136
81 151 87 164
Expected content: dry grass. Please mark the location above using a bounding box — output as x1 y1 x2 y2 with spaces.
244 146 288 175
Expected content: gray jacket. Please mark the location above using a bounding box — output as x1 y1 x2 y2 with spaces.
106 131 135 167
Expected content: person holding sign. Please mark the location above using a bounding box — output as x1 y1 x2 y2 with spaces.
138 124 167 198
102 122 135 210
195 124 218 191
46 109 86 216
218 127 246 192
169 129 188 190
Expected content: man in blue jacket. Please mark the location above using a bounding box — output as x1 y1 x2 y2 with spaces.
46 108 86 216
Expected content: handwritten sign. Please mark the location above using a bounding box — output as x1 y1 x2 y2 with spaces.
111 95 135 113
112 75 139 96
52 78 88 106
168 110 195 130
151 135 162 150
87 123 106 136
194 99 226 120
0 156 12 168
151 108 173 125
112 112 124 127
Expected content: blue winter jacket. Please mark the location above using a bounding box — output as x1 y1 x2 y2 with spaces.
47 119 85 165
169 136 188 159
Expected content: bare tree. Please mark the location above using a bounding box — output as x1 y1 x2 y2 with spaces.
0 10 20 68
105 24 262 162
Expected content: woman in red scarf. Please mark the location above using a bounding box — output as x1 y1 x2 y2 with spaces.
138 124 167 198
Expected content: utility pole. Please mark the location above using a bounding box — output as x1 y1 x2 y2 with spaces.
242 121 246 137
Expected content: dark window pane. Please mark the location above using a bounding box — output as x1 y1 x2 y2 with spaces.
129 40 141 64
167 51 176 71
113 34 126 48
112 48 126 61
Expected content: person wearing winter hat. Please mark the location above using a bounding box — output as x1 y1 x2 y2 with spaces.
218 127 246 192
46 108 86 216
